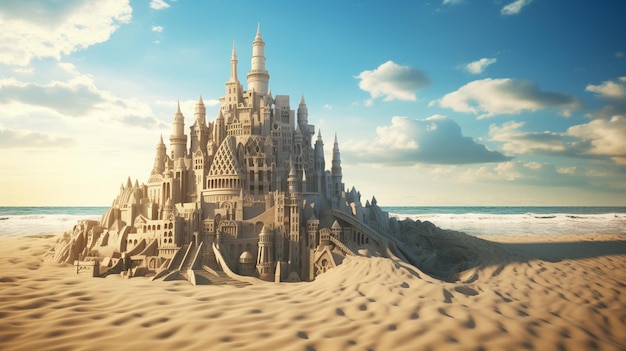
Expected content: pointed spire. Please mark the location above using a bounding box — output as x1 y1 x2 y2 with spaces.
230 41 238 82
288 159 296 177
176 100 181 114
255 22 262 41
159 134 164 145
299 93 306 105
317 129 322 141
334 132 338 145
197 95 204 106
247 24 269 95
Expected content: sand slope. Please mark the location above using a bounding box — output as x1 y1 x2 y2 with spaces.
1 234 625 351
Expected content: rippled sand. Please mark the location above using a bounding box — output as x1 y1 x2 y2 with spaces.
0 233 624 351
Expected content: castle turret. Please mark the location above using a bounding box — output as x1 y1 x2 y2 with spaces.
214 109 225 146
190 95 209 154
312 130 325 194
314 130 325 171
195 95 206 125
297 94 312 144
246 23 270 96
224 42 242 111
301 169 308 193
331 133 344 197
170 101 187 159
287 161 298 194
256 225 275 281
152 135 166 175
229 42 238 83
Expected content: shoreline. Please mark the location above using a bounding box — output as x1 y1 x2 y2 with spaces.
1 233 625 350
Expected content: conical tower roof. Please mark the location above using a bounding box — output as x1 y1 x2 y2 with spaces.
207 136 244 178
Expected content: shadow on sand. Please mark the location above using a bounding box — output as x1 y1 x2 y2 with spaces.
495 240 626 263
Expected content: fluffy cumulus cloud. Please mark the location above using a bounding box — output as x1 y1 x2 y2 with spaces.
465 58 496 74
0 77 103 117
150 0 170 10
356 61 429 105
0 0 132 66
501 0 532 15
489 118 626 165
0 63 162 131
585 77 626 119
151 25 164 33
343 115 510 165
568 116 626 165
434 78 579 119
586 77 626 99
488 121 590 160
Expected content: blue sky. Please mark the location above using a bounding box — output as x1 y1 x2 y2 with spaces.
1 0 625 206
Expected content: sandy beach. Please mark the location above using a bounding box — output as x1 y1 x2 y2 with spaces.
1 233 625 351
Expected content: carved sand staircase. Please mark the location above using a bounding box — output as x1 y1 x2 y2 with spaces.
152 242 250 287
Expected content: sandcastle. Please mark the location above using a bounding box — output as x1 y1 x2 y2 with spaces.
52 26 478 285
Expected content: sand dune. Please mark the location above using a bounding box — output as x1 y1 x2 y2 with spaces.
1 233 625 351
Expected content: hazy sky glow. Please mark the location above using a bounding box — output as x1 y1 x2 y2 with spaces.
1 0 625 206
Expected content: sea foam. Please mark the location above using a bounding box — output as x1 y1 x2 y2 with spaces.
389 211 626 236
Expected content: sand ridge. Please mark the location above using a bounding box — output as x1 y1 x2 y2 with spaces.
0 234 625 351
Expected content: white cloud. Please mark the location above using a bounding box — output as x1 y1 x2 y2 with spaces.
567 116 626 162
465 58 496 74
151 25 164 33
501 0 532 15
434 78 579 119
0 76 103 116
0 64 160 129
489 121 576 155
585 77 626 119
356 61 429 102
343 115 510 165
323 104 333 110
489 117 626 165
586 77 626 99
443 0 464 4
150 0 170 10
0 0 132 66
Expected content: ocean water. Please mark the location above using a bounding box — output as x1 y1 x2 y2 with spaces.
0 206 625 238
0 207 107 237
384 206 626 236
